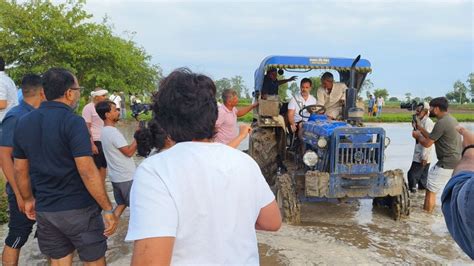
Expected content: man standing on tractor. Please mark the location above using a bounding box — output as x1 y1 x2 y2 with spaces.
261 68 297 99
316 72 347 120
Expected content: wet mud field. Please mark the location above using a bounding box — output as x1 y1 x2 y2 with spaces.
1 123 473 264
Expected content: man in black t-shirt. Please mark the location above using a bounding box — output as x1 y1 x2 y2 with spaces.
261 68 297 99
13 68 118 264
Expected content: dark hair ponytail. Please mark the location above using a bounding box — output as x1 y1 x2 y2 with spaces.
134 120 167 157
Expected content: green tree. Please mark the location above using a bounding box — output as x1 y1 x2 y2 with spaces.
277 74 289 101
287 82 299 97
447 80 469 104
467 73 474 100
405 93 412 102
360 79 373 96
373 88 389 100
0 0 161 96
389 97 399 102
423 96 433 102
214 78 231 99
230 75 246 98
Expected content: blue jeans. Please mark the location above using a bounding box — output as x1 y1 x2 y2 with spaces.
377 105 382 117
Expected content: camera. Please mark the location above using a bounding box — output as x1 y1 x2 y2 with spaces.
400 100 418 111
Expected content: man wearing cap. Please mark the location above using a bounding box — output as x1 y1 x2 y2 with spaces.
82 88 108 180
261 68 297 99
407 102 434 193
412 97 462 213
316 72 347 120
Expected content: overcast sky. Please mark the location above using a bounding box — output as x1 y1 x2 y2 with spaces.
82 0 473 99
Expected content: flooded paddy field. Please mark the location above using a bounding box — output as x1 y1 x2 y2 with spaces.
2 122 473 265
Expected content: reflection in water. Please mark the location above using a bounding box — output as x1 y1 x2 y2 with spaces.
0 122 472 264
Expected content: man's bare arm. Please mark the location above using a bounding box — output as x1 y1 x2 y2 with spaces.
236 103 257 117
14 158 33 201
74 156 113 211
412 131 435 148
14 158 36 219
118 139 138 157
132 237 175 266
0 147 24 210
453 126 474 175
255 200 282 231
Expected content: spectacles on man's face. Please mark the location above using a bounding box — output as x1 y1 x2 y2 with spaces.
69 87 83 92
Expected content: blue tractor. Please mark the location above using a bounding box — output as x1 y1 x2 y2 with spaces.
248 55 410 222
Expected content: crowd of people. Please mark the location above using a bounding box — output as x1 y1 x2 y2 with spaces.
0 55 472 264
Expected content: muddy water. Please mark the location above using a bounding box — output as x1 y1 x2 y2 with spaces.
2 122 473 264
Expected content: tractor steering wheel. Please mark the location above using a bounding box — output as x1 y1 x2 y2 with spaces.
298 104 326 119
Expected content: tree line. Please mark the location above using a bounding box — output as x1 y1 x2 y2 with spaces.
0 0 161 97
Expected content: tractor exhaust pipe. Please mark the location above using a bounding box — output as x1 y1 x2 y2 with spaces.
344 55 363 124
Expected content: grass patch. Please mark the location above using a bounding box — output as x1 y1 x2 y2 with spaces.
0 176 9 224
237 112 254 123
363 113 474 123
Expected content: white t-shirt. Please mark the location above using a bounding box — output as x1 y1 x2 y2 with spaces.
0 71 18 121
126 142 275 264
288 93 317 123
100 126 136 183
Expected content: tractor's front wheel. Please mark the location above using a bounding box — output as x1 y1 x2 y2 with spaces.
389 174 410 220
372 170 410 220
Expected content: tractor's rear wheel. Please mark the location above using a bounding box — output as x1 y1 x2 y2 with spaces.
276 173 300 224
249 127 278 185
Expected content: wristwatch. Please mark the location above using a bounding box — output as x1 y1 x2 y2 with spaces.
102 209 114 215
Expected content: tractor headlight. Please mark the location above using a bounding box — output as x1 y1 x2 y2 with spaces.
303 151 319 167
317 137 328 148
384 137 391 148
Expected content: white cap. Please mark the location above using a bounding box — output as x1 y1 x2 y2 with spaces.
90 89 108 97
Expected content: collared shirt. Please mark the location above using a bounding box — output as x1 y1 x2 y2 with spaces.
412 116 434 163
316 82 347 119
214 104 238 145
82 102 104 141
13 101 95 212
0 100 35 195
0 71 19 122
1 100 35 147
288 93 317 123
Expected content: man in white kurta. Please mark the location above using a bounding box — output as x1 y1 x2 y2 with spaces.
316 72 347 119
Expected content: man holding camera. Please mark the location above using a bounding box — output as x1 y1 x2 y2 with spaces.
408 102 434 194
412 97 462 213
